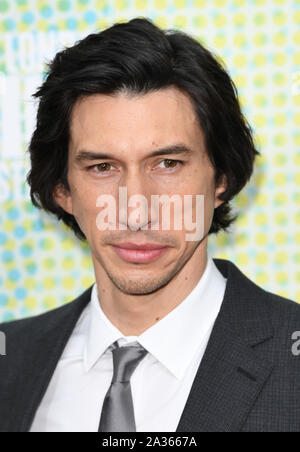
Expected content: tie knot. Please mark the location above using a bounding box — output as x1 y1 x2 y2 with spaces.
111 343 148 383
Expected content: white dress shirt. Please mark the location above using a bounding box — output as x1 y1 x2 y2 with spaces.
30 255 227 432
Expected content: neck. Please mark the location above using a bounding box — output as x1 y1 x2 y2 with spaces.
92 242 208 336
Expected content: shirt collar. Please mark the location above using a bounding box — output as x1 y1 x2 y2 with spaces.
83 255 227 379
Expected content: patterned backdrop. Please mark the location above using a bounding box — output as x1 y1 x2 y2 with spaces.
0 0 299 321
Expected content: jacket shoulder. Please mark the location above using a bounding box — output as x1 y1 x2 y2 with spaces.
0 285 93 342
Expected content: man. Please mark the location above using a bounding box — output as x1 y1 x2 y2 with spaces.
0 17 299 433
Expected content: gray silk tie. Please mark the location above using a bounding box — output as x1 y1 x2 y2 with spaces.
98 341 148 432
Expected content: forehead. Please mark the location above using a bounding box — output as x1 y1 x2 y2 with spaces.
69 87 205 157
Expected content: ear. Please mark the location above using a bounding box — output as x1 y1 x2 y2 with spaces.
214 174 227 209
53 183 73 215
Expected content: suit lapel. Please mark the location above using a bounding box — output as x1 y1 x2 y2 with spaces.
176 258 275 432
176 320 274 432
8 285 93 432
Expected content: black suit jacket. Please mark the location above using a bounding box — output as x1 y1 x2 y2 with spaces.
0 258 300 432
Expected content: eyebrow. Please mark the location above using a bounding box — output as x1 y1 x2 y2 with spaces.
74 144 194 164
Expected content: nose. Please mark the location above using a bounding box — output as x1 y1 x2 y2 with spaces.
118 169 152 232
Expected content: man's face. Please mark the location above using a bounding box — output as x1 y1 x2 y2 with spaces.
55 87 226 295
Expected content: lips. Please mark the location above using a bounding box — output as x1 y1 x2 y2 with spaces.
112 243 169 263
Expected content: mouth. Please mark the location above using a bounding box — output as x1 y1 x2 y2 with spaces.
111 243 169 263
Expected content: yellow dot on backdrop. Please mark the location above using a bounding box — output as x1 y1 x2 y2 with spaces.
62 257 75 270
233 74 247 89
273 93 287 107
294 52 300 66
42 277 56 290
253 33 268 47
275 231 288 246
78 19 89 32
174 0 187 8
254 93 268 107
134 0 147 9
62 276 75 290
294 153 300 166
295 232 300 245
95 0 108 9
115 0 129 10
81 275 95 287
36 19 48 32
273 173 287 186
293 31 300 46
273 152 287 166
255 252 269 266
4 238 15 251
236 253 249 266
194 15 207 28
253 54 267 67
239 95 247 109
24 296 37 310
213 35 227 49
273 11 287 26
2 218 13 233
273 32 287 46
154 0 167 9
194 0 206 7
81 255 92 270
173 15 188 29
294 133 300 147
275 271 289 286
273 53 287 66
254 73 267 87
213 0 227 6
235 192 249 208
255 233 268 246
154 16 168 28
295 173 300 186
255 213 268 226
24 277 36 290
294 113 300 127
255 271 269 286
295 212 300 225
233 13 247 27
96 18 112 29
255 193 268 207
233 0 246 6
253 114 267 128
233 54 247 68
235 213 248 227
16 1 29 11
213 14 227 28
273 134 287 147
273 113 287 127
253 13 267 27
7 299 17 310
274 212 288 226
43 296 57 309
273 72 286 86
62 237 75 251
215 233 229 247
234 33 247 48
4 279 17 290
254 134 268 150
253 0 267 5
235 233 249 247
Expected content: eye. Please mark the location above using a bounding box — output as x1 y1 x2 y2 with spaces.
157 159 182 170
88 162 113 173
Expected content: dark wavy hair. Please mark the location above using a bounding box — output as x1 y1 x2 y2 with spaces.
26 17 260 241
